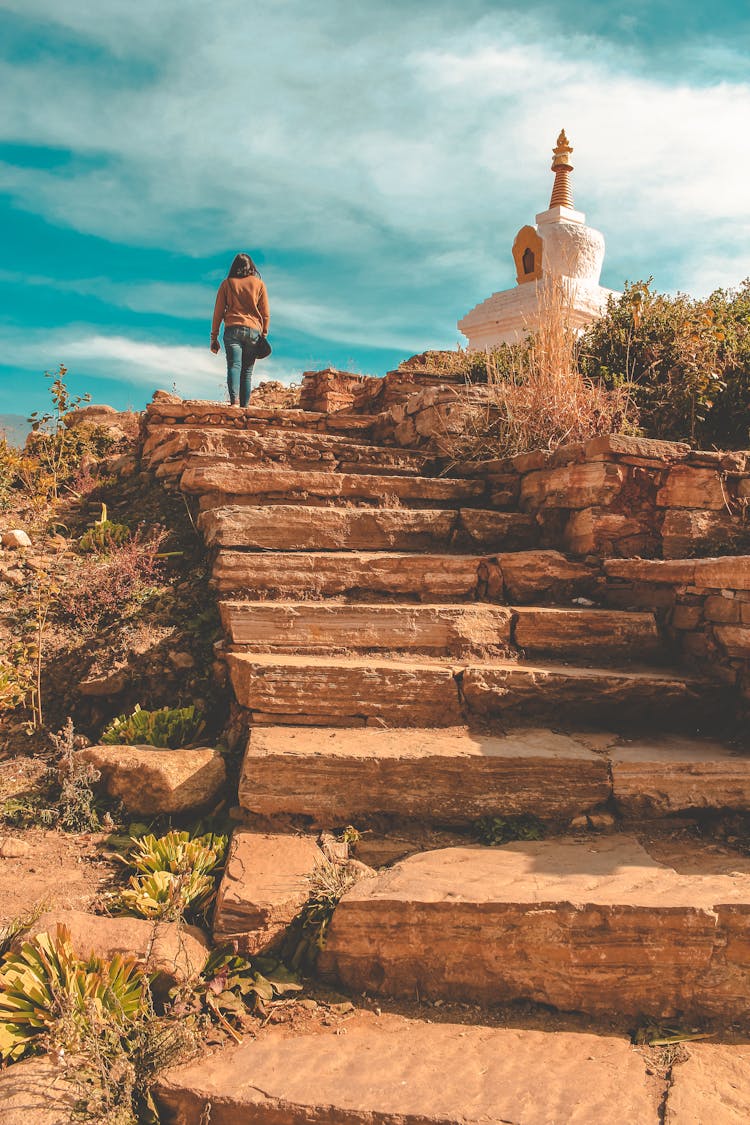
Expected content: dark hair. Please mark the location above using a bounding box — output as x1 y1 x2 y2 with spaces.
228 252 260 279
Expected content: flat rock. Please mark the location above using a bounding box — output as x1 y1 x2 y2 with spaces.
461 660 718 726
199 504 458 550
610 735 750 815
213 830 323 953
200 505 536 552
584 434 691 461
221 601 513 653
18 909 209 990
0 835 32 858
212 550 490 598
661 509 746 559
665 1044 750 1124
181 463 484 505
319 836 750 1019
227 653 463 726
514 606 660 657
239 725 611 823
499 549 596 602
78 744 226 815
154 1013 660 1125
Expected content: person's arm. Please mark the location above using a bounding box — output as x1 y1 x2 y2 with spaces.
258 281 270 335
210 280 227 348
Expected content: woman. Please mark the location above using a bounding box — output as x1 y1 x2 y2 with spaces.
210 252 270 407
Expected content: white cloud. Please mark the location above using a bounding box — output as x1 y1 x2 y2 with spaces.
0 0 748 347
0 328 301 401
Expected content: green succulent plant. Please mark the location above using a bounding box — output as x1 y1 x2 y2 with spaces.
101 704 206 749
0 924 148 1062
117 830 227 921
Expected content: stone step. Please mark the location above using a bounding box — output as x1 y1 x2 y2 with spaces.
153 1013 661 1125
212 550 495 598
239 727 750 824
210 547 595 602
226 652 721 728
319 835 750 1020
181 463 486 509
220 601 661 658
142 425 436 478
239 726 611 823
199 505 538 552
145 399 378 436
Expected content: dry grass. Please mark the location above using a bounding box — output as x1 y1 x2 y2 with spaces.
441 281 636 462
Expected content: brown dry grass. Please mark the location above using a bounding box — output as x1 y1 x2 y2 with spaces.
441 281 636 462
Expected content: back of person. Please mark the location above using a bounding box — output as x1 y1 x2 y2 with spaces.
220 275 268 333
210 252 270 407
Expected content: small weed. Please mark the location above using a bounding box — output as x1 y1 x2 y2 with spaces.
51 717 102 832
287 858 361 970
474 814 545 846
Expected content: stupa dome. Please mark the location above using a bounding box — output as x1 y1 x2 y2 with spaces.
458 131 620 350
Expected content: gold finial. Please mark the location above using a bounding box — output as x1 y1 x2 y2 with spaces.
549 129 574 208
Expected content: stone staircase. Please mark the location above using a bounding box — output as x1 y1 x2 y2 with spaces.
143 393 750 1122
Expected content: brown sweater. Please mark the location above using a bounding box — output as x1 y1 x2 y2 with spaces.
211 275 270 338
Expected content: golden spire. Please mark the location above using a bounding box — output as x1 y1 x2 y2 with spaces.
549 129 574 209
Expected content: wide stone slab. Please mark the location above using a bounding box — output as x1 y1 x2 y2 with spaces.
239 725 611 822
19 909 208 990
213 830 323 953
462 660 718 726
610 735 750 815
220 601 513 653
319 836 750 1019
199 505 536 551
78 744 226 815
181 463 485 505
664 1043 750 1124
514 606 660 657
212 550 492 598
521 461 626 510
227 653 463 726
154 1014 660 1125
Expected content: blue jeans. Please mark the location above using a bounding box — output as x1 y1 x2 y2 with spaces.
224 325 259 406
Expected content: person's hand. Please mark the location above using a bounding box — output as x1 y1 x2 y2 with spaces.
210 340 220 354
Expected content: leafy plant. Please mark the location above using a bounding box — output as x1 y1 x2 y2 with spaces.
0 924 149 1062
195 948 302 1032
26 365 92 500
101 704 205 749
474 813 545 846
117 830 227 922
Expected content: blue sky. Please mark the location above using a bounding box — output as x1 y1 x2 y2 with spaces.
1 0 749 418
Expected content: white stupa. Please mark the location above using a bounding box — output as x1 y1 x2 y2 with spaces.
458 131 620 350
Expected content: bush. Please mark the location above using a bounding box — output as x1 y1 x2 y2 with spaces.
580 278 750 448
101 704 205 749
56 526 166 632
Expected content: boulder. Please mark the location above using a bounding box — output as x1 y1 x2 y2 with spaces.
0 836 32 858
2 529 31 549
17 909 209 990
77 744 226 815
0 1057 79 1125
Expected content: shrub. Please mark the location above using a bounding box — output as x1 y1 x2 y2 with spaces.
50 717 102 833
0 924 148 1062
191 947 302 1029
580 278 750 448
79 513 132 554
117 830 227 922
56 526 166 632
101 704 205 749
